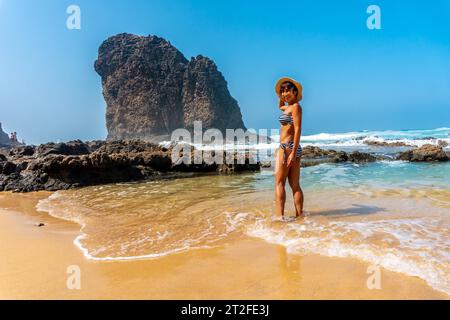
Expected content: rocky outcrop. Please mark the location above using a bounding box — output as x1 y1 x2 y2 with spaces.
0 138 389 192
94 33 246 143
0 140 260 192
0 122 11 146
299 146 378 167
5 138 447 192
363 138 448 148
396 144 449 161
363 140 412 147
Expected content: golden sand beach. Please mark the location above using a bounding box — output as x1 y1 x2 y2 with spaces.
0 190 447 300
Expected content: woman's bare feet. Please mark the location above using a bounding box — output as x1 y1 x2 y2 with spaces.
272 214 304 222
283 216 298 222
272 215 285 222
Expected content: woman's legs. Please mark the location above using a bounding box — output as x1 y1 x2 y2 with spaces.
275 147 290 217
288 156 303 217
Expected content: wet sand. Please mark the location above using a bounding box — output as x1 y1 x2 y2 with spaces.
0 191 447 299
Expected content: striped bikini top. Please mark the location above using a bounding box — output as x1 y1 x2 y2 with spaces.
279 113 293 125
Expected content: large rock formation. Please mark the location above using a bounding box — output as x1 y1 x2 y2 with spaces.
94 33 246 143
0 122 11 146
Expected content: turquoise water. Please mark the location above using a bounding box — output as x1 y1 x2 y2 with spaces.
255 161 450 191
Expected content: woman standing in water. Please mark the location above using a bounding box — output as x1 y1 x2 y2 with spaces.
274 77 304 220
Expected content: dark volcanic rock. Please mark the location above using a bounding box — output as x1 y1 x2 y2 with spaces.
94 33 246 142
12 145 35 156
0 139 261 192
85 140 107 152
437 140 448 147
181 55 245 133
92 139 162 154
347 151 377 162
36 140 90 156
363 140 412 147
396 144 448 162
0 123 10 145
301 146 337 159
292 146 377 167
1 161 17 175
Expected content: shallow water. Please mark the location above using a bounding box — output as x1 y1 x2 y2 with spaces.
36 161 450 295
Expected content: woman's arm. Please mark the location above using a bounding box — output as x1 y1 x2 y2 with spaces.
287 103 302 166
278 98 288 111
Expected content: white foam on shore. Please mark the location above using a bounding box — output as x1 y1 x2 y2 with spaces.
36 191 86 226
36 192 255 261
72 232 212 261
246 217 450 296
70 212 256 261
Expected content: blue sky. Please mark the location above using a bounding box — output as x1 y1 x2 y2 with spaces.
1 0 449 144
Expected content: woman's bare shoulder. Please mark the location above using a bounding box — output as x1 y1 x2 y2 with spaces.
290 103 302 113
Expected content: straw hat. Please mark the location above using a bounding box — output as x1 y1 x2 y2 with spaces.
275 77 303 102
